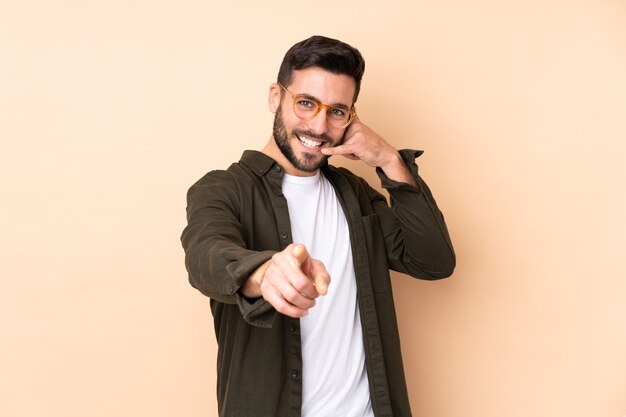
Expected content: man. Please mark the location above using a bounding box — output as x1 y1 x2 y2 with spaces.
181 35 455 417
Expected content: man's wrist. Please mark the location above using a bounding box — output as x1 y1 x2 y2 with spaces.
240 259 271 298
379 151 416 186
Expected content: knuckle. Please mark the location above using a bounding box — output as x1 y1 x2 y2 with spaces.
271 254 290 270
282 287 300 303
292 278 310 293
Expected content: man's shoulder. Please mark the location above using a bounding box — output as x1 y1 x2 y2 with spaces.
192 150 270 187
185 161 255 211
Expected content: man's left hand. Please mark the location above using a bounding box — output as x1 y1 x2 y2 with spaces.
321 119 416 186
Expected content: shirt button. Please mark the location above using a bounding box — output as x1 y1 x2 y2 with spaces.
291 370 299 379
289 323 297 333
280 232 288 240
274 166 282 173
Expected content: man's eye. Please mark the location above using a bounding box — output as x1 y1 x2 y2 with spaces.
296 99 315 109
329 107 348 118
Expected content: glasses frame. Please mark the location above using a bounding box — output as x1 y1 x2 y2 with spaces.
278 83 357 129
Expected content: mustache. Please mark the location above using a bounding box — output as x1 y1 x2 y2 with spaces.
293 129 333 143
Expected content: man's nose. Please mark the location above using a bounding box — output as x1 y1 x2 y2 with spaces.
305 108 329 135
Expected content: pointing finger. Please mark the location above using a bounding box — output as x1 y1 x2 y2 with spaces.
291 244 330 296
292 243 309 266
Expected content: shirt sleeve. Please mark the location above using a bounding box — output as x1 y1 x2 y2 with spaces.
180 170 278 327
372 149 456 279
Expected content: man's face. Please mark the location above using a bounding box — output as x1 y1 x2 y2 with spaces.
271 67 356 175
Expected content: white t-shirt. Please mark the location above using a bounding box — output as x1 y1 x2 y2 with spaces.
282 171 374 417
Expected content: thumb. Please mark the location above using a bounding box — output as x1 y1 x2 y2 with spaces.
292 243 309 265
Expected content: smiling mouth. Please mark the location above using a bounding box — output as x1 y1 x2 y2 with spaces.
296 134 324 149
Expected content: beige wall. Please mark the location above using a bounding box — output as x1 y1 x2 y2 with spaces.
1 1 625 416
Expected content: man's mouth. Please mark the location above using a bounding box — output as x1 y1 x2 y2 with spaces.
296 134 324 149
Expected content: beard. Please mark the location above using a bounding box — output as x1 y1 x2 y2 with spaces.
272 106 339 173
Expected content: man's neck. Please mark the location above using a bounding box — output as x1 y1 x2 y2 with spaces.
261 136 319 177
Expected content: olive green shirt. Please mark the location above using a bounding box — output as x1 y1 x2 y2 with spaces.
181 149 455 417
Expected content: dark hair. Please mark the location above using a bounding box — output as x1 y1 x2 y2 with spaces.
277 35 365 102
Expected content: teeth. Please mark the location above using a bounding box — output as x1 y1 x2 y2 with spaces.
298 135 323 149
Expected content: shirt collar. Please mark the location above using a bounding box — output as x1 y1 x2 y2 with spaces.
240 150 280 177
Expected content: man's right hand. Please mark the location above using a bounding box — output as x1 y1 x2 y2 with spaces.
241 243 330 318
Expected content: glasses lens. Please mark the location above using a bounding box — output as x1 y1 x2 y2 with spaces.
293 97 319 119
327 107 351 128
291 95 353 128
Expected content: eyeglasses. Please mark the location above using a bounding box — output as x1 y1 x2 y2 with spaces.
278 83 357 129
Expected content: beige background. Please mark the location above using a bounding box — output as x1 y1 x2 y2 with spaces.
1 1 625 416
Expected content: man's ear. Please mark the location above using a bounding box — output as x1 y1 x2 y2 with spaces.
268 83 281 114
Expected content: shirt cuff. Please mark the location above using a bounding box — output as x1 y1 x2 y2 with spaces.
375 149 424 192
234 294 278 328
225 250 279 328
